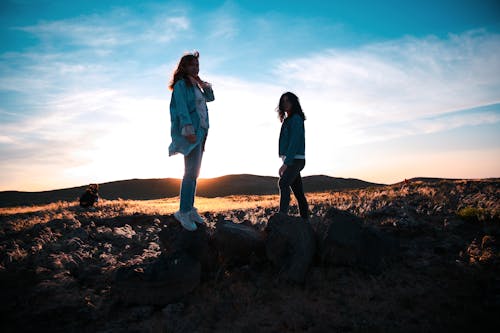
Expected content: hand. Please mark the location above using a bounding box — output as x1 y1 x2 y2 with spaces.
186 134 197 143
200 80 212 89
279 164 287 177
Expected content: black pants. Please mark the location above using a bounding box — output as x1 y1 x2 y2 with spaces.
278 159 309 219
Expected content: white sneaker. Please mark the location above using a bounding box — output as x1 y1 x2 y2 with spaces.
174 211 197 231
190 208 205 225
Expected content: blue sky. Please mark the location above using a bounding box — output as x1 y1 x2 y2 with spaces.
1 0 499 191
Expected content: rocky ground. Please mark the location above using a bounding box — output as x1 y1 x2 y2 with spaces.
0 179 499 333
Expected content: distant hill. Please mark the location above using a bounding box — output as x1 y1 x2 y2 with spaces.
0 174 383 208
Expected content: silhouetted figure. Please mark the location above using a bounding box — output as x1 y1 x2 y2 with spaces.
276 92 309 220
168 51 215 231
79 183 99 208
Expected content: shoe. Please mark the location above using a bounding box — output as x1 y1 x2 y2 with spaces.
190 208 205 225
174 211 197 231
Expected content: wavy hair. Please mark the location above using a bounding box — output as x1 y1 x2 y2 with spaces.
168 51 199 91
276 92 306 122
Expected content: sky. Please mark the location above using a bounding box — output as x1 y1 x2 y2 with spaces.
1 0 499 191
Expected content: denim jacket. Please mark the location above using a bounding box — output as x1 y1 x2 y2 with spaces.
278 113 305 165
168 79 215 156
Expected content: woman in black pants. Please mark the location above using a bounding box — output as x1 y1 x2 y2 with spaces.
276 92 309 220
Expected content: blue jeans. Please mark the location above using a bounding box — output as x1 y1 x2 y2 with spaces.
278 159 309 219
180 142 204 213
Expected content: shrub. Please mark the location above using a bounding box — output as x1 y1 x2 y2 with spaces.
456 207 498 223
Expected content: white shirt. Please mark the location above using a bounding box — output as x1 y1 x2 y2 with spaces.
194 84 209 129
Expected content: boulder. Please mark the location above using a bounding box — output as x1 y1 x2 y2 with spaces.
320 208 363 266
213 220 266 264
265 213 316 283
113 252 201 305
158 215 212 267
359 226 399 273
320 208 398 272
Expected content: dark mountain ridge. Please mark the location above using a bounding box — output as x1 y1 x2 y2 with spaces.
0 174 382 208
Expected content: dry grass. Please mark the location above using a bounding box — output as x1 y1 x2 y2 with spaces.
0 193 327 223
0 194 280 233
2 178 497 233
0 200 78 215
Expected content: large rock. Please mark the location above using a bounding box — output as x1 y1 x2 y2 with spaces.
158 215 213 270
359 226 399 273
265 213 316 283
320 208 398 273
213 220 266 264
319 208 363 266
113 251 201 305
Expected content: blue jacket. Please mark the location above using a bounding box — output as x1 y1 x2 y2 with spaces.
168 79 215 156
279 113 305 165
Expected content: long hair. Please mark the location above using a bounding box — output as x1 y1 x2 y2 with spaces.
276 92 306 122
168 51 199 91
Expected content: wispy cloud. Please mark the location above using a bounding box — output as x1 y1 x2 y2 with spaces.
205 2 239 40
277 30 500 133
142 16 191 43
353 104 500 145
14 8 190 48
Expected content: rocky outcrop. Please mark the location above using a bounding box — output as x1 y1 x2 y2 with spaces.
213 219 266 264
265 213 316 283
113 252 201 305
318 208 399 272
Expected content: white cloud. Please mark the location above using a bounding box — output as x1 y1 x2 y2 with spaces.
276 30 500 128
17 17 129 47
205 1 240 40
0 135 14 143
0 50 112 94
143 16 191 43
351 108 500 146
14 9 191 48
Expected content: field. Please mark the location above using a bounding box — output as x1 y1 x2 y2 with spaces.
1 179 499 332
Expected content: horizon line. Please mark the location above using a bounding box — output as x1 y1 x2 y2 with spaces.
2 174 499 193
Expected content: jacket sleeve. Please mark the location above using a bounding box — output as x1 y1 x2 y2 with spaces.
203 85 215 102
283 116 303 165
172 80 193 128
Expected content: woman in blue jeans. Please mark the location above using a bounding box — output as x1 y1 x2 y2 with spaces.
277 92 309 220
168 51 214 231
